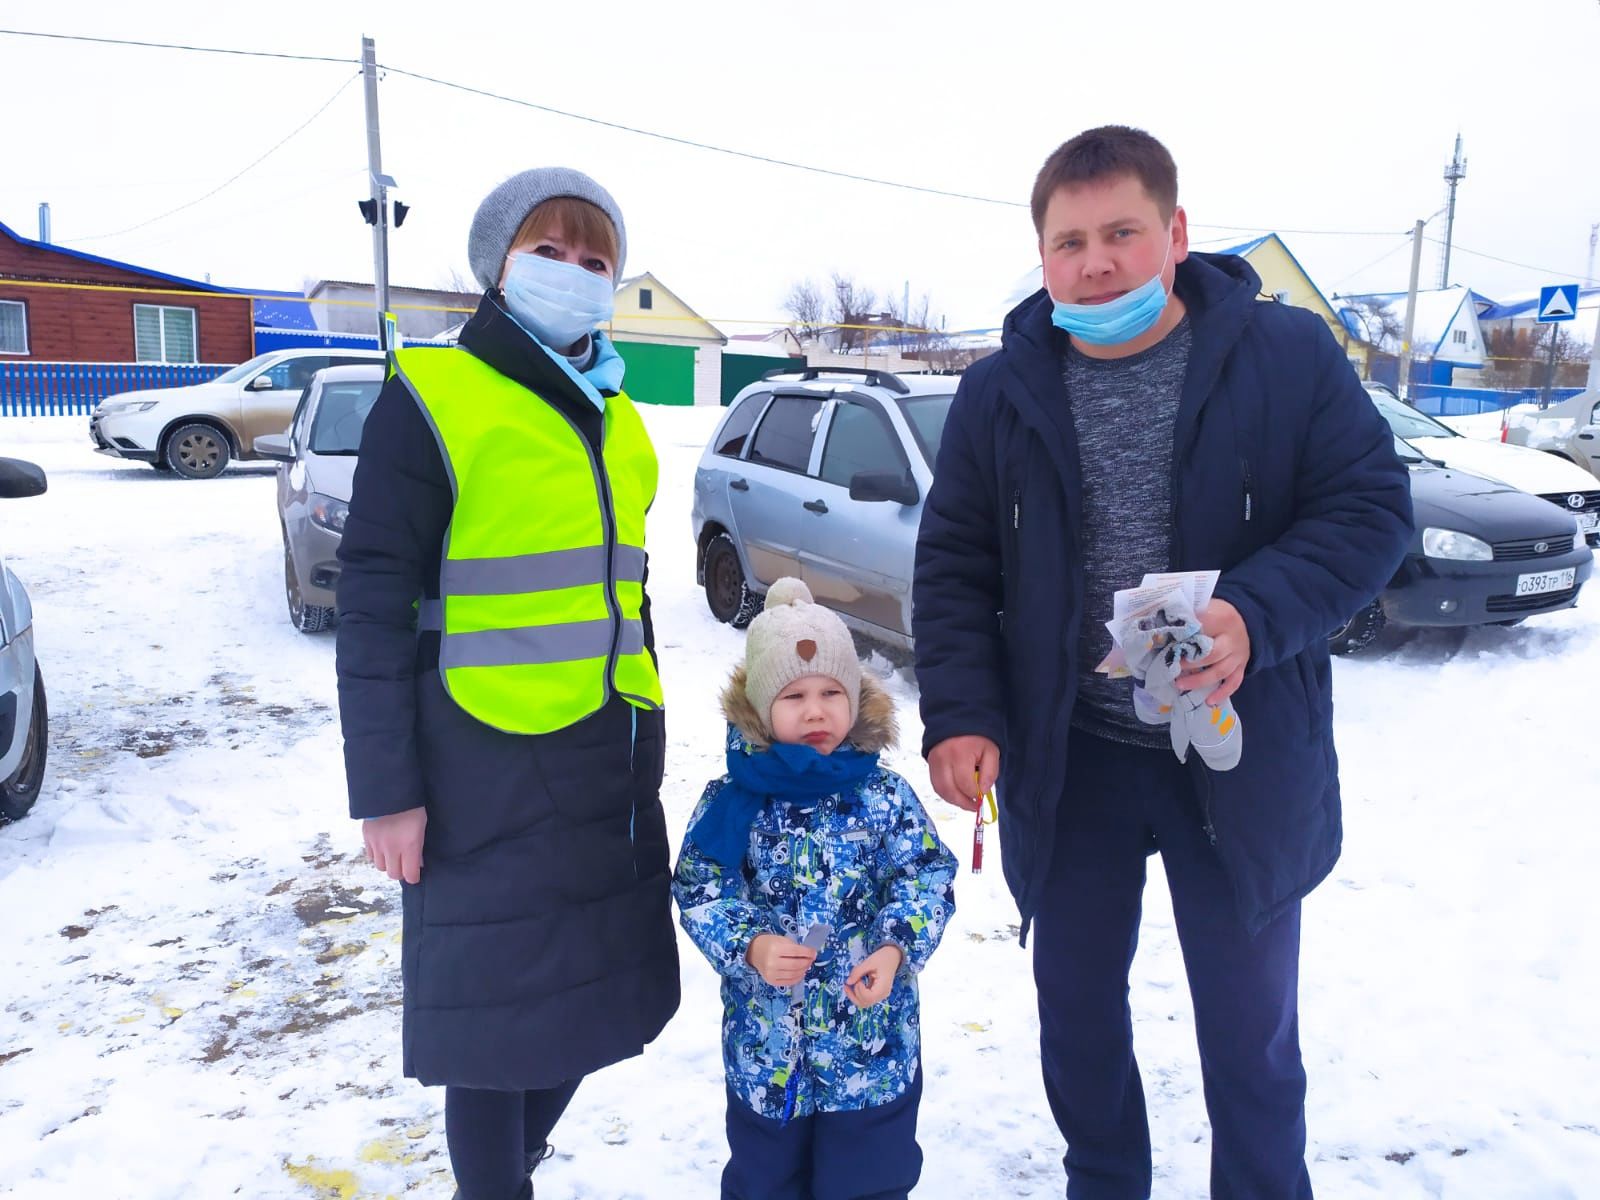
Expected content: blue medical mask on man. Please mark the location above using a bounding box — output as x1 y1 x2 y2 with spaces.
502 253 615 351
1048 233 1173 346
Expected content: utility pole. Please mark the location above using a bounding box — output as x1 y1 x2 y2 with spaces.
360 36 395 348
1437 134 1467 289
1586 222 1597 288
1398 219 1425 404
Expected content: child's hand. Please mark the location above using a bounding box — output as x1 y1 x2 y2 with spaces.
844 944 904 1008
746 933 819 988
364 807 427 884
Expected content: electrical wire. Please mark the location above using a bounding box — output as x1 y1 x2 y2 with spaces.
0 27 355 64
68 72 360 243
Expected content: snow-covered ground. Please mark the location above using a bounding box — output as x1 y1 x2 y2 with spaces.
2 410 1597 1199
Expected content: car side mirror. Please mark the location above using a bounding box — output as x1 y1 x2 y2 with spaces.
254 433 296 463
848 469 919 505
248 374 275 391
0 457 47 499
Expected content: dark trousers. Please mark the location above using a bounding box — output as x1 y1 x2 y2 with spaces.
722 1069 923 1200
445 1078 581 1200
1031 728 1312 1200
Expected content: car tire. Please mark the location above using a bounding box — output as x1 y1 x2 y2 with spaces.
285 537 335 633
1 668 48 824
150 460 173 472
703 533 763 629
1329 599 1386 655
164 422 232 480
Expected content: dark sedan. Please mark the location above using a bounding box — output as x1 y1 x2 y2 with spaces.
1331 437 1593 652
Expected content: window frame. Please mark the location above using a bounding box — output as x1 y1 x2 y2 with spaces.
744 393 827 475
0 299 28 355
639 287 654 311
133 303 199 364
713 390 772 459
817 396 910 490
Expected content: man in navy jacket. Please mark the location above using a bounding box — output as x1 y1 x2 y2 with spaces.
913 127 1411 1198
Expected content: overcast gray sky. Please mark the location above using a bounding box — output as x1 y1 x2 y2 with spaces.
4 0 1598 334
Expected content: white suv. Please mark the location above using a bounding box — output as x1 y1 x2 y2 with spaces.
89 348 384 479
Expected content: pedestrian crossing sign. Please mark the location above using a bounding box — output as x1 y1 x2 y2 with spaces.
1537 284 1578 323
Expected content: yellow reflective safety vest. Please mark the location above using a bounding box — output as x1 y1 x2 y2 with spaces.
392 347 664 735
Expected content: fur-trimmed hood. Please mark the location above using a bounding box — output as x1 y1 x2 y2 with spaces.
721 663 898 753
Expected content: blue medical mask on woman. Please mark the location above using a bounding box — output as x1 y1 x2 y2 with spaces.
502 253 615 351
1049 236 1173 346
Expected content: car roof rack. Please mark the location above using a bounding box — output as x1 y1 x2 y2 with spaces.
760 365 910 395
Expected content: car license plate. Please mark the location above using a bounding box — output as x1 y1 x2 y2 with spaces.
1579 512 1599 534
1515 567 1576 596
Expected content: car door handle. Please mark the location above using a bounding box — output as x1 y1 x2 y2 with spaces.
1579 433 1595 441
729 477 750 490
803 499 828 513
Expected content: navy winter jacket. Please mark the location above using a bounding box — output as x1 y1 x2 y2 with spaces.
912 253 1412 937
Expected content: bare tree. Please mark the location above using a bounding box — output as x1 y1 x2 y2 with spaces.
829 273 878 353
1346 297 1403 359
783 279 826 344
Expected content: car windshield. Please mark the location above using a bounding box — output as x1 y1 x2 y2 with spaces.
896 393 955 467
1370 391 1457 440
308 380 384 454
212 352 285 384
1393 434 1427 464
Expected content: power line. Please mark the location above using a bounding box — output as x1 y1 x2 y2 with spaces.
378 62 1032 209
0 27 355 64
1326 235 1418 293
1422 237 1584 281
69 73 360 243
1189 222 1403 237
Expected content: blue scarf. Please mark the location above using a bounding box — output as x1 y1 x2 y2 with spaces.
688 731 880 870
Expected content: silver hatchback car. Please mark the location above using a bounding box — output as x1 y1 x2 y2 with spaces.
255 364 385 632
693 368 955 651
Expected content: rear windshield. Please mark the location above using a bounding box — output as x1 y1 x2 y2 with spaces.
308 381 384 454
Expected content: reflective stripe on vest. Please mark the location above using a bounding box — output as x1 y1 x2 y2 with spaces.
393 346 664 734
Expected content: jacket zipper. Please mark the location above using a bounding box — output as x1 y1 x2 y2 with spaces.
1196 765 1218 847
1241 457 1254 524
550 405 622 706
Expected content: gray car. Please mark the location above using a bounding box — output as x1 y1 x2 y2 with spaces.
1 457 48 823
255 364 385 632
693 368 955 651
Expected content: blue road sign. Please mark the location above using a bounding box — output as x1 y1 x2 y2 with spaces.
1537 284 1578 323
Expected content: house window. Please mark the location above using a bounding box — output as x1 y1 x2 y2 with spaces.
134 304 198 363
639 287 653 310
0 300 27 354
1452 329 1468 346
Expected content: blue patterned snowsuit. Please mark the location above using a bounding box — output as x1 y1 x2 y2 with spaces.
674 724 957 1121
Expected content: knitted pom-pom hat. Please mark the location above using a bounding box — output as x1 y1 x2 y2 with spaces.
742 577 861 735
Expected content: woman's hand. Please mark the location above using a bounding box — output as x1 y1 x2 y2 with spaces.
844 944 905 1008
364 807 427 884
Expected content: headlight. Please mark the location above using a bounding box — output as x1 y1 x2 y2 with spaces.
98 400 159 415
309 493 349 534
1421 527 1493 561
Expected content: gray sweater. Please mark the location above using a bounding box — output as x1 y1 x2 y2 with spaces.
1063 318 1192 746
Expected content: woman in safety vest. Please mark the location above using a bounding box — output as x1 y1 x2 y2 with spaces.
335 167 678 1200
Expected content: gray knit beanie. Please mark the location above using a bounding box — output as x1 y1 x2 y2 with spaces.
467 167 627 290
743 578 862 736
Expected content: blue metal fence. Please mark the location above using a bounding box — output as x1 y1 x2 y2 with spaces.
1407 383 1585 417
0 361 234 417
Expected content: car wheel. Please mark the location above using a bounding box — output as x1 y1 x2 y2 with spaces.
1 668 48 824
164 422 231 479
1329 599 1386 655
703 533 763 629
285 538 335 633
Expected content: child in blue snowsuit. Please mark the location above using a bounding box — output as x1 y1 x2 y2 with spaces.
675 577 958 1200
